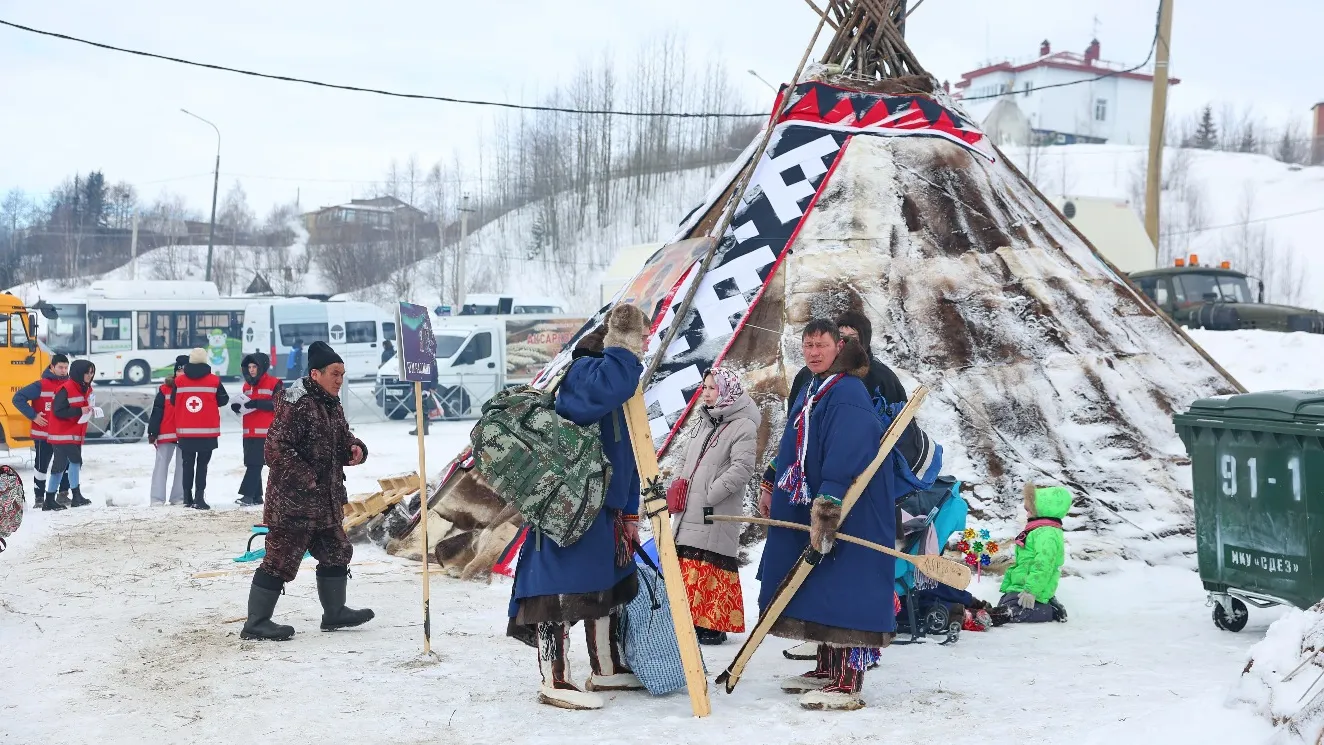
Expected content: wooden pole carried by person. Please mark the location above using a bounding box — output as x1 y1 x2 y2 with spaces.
621 389 711 718
716 386 929 694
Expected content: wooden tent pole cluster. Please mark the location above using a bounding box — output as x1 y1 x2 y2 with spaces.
819 0 928 79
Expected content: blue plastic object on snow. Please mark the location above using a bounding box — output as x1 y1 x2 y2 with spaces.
634 536 660 572
234 525 311 563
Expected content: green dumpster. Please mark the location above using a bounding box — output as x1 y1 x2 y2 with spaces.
1174 391 1324 632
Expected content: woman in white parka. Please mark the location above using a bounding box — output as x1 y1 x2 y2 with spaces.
669 366 761 645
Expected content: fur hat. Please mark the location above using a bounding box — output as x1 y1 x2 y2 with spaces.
602 304 649 358
307 340 343 371
188 347 208 365
835 309 873 353
827 337 871 379
573 326 608 357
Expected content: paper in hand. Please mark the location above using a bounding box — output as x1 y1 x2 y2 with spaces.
78 408 93 425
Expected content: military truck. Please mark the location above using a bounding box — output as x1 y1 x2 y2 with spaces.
1130 257 1324 334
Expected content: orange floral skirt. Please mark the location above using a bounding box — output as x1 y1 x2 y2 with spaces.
677 546 745 633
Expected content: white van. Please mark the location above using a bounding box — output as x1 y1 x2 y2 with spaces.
242 299 395 380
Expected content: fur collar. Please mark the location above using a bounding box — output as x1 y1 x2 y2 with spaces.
822 338 871 380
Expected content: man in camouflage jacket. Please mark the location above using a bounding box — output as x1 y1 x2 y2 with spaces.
241 341 374 642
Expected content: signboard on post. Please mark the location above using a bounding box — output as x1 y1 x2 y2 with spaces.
396 301 438 658
397 302 437 383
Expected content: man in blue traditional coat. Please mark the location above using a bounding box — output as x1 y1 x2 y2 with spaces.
758 318 907 711
507 303 650 711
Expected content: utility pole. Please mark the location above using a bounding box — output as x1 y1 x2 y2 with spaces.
130 208 139 281
181 109 221 283
456 194 474 312
1143 0 1174 254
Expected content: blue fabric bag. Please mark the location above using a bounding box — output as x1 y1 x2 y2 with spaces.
621 543 703 695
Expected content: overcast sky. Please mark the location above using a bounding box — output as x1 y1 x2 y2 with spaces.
1 0 1318 215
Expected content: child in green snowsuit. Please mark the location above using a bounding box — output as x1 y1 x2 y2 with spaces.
997 483 1072 623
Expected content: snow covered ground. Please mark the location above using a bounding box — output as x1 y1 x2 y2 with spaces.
1 325 1316 742
1188 329 1324 392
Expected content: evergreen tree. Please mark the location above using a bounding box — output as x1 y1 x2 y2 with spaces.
1193 106 1219 149
1238 130 1256 153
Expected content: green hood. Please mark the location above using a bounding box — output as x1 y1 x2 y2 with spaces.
1034 486 1073 519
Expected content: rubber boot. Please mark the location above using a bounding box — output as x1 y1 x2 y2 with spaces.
240 570 295 641
193 492 211 511
70 487 91 508
537 622 602 710
33 480 45 508
41 491 67 512
584 613 643 691
315 567 374 631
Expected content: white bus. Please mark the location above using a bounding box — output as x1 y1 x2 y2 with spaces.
242 298 395 380
40 280 250 384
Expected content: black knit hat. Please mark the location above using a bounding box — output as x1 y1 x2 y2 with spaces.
174 354 190 369
307 341 343 371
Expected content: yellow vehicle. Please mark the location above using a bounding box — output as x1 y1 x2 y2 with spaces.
0 294 57 449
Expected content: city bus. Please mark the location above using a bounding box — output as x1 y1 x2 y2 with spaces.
39 280 250 384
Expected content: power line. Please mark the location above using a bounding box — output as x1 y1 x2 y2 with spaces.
0 18 768 119
1160 205 1324 238
957 1 1164 102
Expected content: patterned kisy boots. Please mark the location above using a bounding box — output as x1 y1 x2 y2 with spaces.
536 622 603 711
584 614 644 692
799 646 868 711
780 644 834 694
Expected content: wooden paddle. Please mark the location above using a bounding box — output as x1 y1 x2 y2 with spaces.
706 515 971 591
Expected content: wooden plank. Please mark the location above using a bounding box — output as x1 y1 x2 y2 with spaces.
621 389 711 718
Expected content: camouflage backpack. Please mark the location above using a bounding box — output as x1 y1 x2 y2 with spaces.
469 381 610 548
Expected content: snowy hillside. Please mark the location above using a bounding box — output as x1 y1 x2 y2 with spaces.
1001 144 1324 308
349 165 733 314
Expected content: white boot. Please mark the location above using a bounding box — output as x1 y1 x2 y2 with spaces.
585 614 645 692
799 688 865 711
536 622 603 710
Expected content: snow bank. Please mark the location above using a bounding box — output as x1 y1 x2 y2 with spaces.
1230 604 1324 743
1189 329 1324 392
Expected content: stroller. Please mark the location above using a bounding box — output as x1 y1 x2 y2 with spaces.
893 476 968 644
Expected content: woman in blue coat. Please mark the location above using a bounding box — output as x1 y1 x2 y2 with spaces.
509 304 649 711
758 319 908 712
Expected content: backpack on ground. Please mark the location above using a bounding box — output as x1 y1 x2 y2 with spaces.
469 381 610 548
0 465 26 553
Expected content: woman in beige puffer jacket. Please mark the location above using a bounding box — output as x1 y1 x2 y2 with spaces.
671 366 760 645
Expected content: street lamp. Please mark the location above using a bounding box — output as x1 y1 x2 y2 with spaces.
747 69 777 93
180 108 220 283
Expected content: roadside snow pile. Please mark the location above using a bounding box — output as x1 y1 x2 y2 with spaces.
1230 604 1324 743
1189 329 1324 392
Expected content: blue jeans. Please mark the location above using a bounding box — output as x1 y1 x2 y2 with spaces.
48 461 81 492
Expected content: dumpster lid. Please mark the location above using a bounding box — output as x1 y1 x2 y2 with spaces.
1185 391 1324 423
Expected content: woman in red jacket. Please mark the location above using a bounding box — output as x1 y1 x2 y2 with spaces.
45 359 100 510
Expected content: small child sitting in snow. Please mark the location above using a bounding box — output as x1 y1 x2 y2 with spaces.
993 483 1072 624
